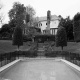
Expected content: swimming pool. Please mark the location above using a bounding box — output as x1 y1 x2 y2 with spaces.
0 58 80 80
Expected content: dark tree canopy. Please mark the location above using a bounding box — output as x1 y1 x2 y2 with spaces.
9 2 26 21
59 16 74 41
1 24 10 32
26 13 30 23
8 2 36 28
8 2 26 29
73 12 80 21
0 24 11 38
73 12 80 42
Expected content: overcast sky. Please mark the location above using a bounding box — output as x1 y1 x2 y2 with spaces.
0 0 80 25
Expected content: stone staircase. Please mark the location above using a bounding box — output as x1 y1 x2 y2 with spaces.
37 43 45 57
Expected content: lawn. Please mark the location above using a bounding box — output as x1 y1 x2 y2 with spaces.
0 40 31 54
52 42 80 53
0 40 80 54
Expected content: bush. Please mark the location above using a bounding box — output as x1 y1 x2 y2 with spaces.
12 26 23 50
23 35 32 42
0 54 4 61
12 50 37 57
55 26 67 50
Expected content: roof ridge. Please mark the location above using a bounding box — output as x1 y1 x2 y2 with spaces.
38 15 60 21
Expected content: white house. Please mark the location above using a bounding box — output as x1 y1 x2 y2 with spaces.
38 15 61 35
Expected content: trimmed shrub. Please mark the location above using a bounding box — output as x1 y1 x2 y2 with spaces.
23 35 32 42
55 26 67 50
12 26 23 50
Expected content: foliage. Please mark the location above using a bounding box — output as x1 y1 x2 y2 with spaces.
26 5 36 26
23 34 32 42
8 2 36 28
12 26 23 49
45 51 69 57
8 2 37 41
9 19 16 31
45 51 80 61
55 26 67 50
0 24 10 32
34 34 55 42
64 17 74 40
26 13 30 23
73 12 80 42
0 3 4 24
59 16 74 41
24 27 41 41
0 24 12 38
73 12 80 21
8 2 26 28
9 2 26 20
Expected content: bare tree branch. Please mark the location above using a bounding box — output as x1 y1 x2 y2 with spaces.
0 3 3 10
0 14 4 24
0 3 3 24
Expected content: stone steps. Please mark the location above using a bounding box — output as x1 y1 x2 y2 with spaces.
37 43 45 57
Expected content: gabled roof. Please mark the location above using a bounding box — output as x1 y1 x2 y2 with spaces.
38 15 61 22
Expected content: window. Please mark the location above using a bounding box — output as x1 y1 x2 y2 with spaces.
41 23 42 26
46 23 47 25
39 23 41 27
50 29 52 34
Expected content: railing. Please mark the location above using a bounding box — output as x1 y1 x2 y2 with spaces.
45 51 80 66
0 49 38 67
0 45 80 67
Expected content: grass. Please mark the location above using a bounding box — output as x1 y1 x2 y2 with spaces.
0 40 80 54
0 40 32 54
52 42 80 53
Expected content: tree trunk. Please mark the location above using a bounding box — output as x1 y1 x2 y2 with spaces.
61 46 63 50
18 45 19 51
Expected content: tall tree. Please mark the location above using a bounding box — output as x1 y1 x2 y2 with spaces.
64 16 74 40
8 2 36 30
59 16 74 41
8 2 26 28
26 5 36 26
73 12 80 42
55 26 67 50
0 3 4 24
8 19 17 34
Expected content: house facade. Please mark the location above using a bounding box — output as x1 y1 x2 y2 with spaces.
38 15 61 35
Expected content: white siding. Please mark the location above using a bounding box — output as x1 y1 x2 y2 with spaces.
40 21 47 31
55 29 58 35
39 20 59 33
50 29 52 34
50 20 59 28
